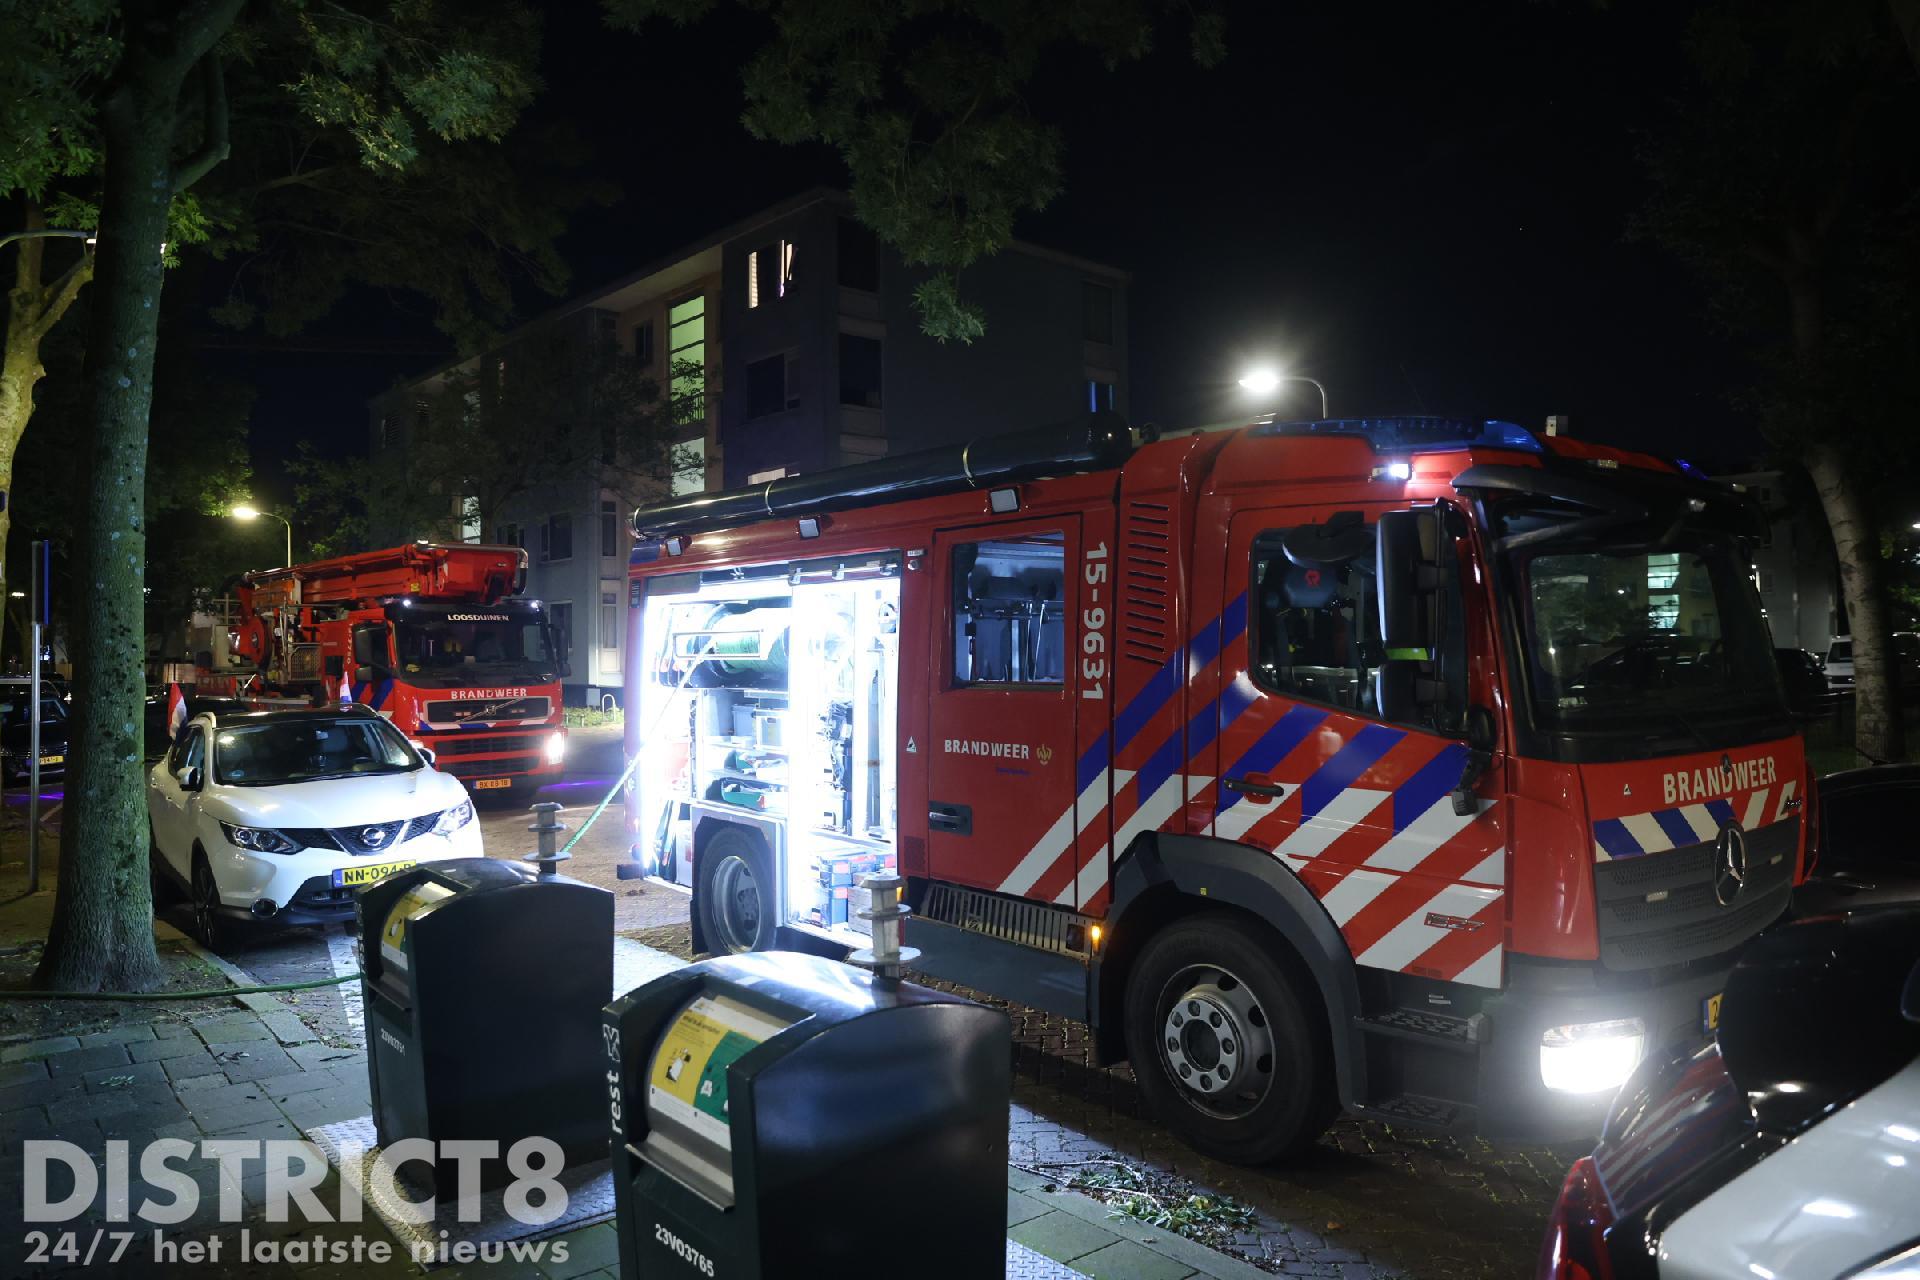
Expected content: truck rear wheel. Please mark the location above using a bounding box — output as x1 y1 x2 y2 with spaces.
1123 914 1336 1164
696 826 777 954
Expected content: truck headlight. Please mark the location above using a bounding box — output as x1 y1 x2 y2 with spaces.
544 733 567 765
433 801 474 836
219 822 301 855
1540 1018 1646 1094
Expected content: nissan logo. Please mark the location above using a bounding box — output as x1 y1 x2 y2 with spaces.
1713 822 1749 908
361 826 388 848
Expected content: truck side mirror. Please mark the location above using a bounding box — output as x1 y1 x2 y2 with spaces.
558 660 572 679
1375 658 1447 725
1375 507 1444 651
355 665 376 685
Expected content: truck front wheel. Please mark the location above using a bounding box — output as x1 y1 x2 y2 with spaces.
696 826 777 954
1123 914 1336 1164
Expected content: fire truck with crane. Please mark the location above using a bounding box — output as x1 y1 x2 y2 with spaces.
618 413 1808 1161
193 541 569 799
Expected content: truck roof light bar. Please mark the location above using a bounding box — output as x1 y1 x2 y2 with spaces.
1253 416 1544 455
631 411 1132 539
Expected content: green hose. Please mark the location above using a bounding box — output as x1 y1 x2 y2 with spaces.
0 972 361 1001
556 735 647 857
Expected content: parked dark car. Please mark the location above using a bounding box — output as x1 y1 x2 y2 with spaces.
1772 646 1829 714
1795 764 1920 915
1537 908 1920 1280
0 685 68 784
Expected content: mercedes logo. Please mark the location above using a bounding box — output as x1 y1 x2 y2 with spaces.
361 826 387 848
1713 822 1749 908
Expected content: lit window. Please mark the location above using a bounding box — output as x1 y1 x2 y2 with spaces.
670 439 706 497
668 294 705 426
748 240 794 309
1087 379 1115 413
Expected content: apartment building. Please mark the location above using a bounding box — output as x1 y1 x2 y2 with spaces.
373 189 1129 705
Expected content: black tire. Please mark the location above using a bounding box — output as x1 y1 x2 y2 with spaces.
695 825 777 954
189 852 224 951
1123 913 1337 1164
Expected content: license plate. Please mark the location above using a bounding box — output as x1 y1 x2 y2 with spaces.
473 778 512 790
1702 992 1723 1033
332 860 415 888
39 755 62 765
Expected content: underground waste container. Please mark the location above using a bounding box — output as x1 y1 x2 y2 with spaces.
358 857 613 1191
604 950 1011 1278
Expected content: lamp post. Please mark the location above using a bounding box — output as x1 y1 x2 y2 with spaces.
232 504 293 567
1237 368 1330 418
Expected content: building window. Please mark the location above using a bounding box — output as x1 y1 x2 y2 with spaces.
747 240 795 309
745 354 792 419
951 532 1067 686
1082 281 1114 345
551 602 573 668
839 334 883 409
599 587 621 671
542 513 574 563
1086 379 1115 413
496 522 522 548
377 416 391 450
837 217 879 292
460 497 481 544
601 499 620 558
671 439 707 496
632 320 654 365
668 293 706 427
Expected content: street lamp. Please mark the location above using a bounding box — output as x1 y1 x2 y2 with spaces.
232 504 293 567
1238 368 1329 418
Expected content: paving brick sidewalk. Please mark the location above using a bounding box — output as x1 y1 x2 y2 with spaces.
1 934 1256 1280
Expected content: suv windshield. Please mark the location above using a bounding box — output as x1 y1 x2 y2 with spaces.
214 717 419 786
1515 536 1783 735
393 610 556 684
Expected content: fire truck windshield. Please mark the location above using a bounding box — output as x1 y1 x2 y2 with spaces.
1513 534 1784 736
392 610 557 684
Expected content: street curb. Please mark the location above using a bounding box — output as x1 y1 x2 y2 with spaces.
171 926 329 1046
1025 1180 1276 1279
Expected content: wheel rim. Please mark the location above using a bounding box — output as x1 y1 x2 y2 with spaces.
710 854 763 952
192 864 220 945
1156 963 1277 1119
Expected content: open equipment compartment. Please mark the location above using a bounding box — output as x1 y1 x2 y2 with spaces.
634 551 900 948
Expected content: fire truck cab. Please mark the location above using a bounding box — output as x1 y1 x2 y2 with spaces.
621 415 1805 1161
198 542 570 798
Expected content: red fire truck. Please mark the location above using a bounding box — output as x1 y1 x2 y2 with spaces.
619 415 1808 1161
195 542 569 798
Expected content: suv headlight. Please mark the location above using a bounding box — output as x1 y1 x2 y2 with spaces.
219 822 301 855
433 801 474 836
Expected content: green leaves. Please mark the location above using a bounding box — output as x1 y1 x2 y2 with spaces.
281 2 541 171
0 0 117 200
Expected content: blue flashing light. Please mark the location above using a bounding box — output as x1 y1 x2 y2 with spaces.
1251 416 1544 454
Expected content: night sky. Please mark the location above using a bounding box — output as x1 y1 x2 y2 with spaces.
203 0 1751 507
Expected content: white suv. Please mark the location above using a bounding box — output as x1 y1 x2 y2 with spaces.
149 707 482 944
1826 636 1855 689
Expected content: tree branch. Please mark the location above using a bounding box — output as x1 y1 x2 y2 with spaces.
170 53 230 194
29 254 95 341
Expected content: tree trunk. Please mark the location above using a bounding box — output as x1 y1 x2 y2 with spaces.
34 86 180 992
1806 440 1904 764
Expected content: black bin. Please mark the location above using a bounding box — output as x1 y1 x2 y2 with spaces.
605 951 1010 1279
357 857 613 1190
